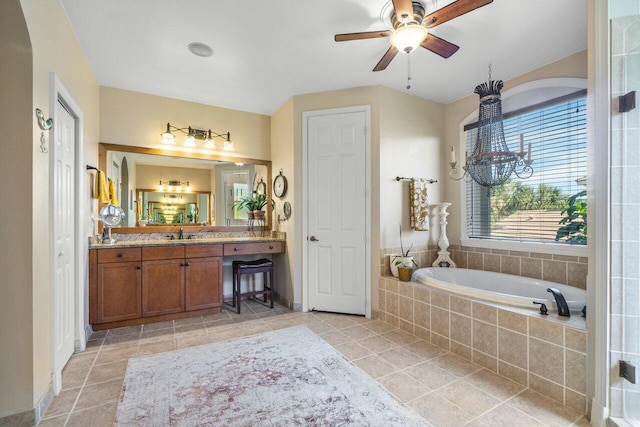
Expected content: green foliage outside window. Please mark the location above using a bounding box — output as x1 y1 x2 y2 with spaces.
555 190 587 244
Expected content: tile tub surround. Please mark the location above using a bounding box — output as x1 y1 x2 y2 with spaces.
380 245 588 290
378 276 588 414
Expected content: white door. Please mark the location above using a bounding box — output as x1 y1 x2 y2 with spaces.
306 109 367 315
53 99 75 392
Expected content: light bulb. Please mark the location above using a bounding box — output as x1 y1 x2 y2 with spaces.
391 24 428 53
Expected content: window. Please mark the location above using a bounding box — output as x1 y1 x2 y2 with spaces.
464 90 587 245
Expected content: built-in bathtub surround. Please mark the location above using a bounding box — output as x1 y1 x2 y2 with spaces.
380 244 588 290
380 245 439 276
448 244 588 290
378 276 588 414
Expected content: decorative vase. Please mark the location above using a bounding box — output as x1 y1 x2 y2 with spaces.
253 210 266 220
397 267 414 282
247 211 256 219
390 255 415 277
138 220 147 227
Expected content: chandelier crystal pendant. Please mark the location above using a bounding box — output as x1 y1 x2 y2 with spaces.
449 71 533 191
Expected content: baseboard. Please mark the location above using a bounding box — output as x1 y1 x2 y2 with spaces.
34 383 54 424
0 409 34 427
590 398 608 427
609 417 635 427
0 383 53 427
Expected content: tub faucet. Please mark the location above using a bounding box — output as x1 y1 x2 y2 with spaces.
179 228 184 240
547 287 570 317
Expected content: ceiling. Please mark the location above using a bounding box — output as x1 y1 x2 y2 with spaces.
60 0 587 116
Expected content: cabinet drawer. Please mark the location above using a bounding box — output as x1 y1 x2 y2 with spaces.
97 247 141 263
186 244 223 259
142 246 185 261
223 241 284 256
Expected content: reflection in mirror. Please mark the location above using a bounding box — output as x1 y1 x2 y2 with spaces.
101 143 271 229
138 191 211 225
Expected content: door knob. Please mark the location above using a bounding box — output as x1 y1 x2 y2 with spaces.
309 236 319 242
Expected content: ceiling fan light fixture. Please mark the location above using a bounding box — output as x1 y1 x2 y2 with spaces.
391 24 428 53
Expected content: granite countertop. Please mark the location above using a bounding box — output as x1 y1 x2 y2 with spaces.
89 232 286 249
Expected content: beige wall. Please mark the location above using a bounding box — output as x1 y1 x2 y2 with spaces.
378 86 445 249
0 0 34 417
269 85 446 313
100 87 272 161
0 0 100 418
443 50 588 244
270 98 296 306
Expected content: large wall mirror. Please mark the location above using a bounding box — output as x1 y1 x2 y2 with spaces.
99 143 272 230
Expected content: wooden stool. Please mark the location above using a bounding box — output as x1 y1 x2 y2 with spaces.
231 258 274 314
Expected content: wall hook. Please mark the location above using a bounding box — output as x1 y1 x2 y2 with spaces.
35 108 52 154
35 108 53 130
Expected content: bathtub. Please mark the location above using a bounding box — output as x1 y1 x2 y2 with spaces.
412 268 586 312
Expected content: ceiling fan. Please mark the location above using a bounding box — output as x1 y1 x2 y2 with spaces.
335 0 493 72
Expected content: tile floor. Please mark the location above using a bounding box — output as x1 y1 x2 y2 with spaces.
38 300 591 426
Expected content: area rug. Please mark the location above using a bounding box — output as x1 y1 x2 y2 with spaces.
115 325 428 426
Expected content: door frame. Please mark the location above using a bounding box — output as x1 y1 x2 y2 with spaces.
49 74 86 394
301 105 371 317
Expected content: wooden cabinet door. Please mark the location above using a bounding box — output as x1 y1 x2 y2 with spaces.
142 259 185 317
97 261 141 323
185 257 222 311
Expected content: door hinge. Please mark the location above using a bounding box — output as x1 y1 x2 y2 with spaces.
364 235 367 245
620 360 637 384
364 125 367 136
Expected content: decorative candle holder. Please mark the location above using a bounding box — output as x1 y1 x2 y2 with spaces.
432 202 457 268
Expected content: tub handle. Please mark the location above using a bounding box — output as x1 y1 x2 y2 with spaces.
533 301 548 315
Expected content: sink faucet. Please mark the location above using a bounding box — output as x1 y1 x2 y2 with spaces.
547 287 570 317
179 228 184 240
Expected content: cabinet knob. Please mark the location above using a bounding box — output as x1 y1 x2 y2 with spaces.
269 245 274 249
234 247 238 251
136 266 141 270
117 253 123 257
185 262 190 267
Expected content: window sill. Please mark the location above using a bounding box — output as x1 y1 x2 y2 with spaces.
459 237 588 257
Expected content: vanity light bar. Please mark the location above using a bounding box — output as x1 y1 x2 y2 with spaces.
160 122 233 150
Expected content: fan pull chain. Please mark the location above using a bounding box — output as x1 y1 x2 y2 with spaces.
406 53 412 90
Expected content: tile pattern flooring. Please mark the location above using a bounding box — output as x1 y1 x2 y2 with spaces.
38 300 591 426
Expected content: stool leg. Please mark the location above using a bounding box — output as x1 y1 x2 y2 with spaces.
232 265 236 308
263 271 268 303
236 271 241 314
269 267 274 309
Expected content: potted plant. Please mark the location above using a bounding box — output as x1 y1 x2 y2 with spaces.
138 214 147 227
390 224 417 281
233 190 275 219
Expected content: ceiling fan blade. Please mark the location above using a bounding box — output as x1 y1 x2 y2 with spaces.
420 34 460 58
373 46 399 72
423 0 493 28
335 30 392 42
392 0 414 22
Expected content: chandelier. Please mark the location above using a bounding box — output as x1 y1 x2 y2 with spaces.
449 70 533 190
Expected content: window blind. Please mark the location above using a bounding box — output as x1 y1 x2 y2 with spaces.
465 92 587 243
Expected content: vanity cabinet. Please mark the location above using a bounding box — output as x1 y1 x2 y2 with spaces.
142 246 185 317
95 248 141 324
90 244 223 330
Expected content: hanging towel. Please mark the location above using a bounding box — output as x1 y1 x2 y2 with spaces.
409 178 430 231
108 178 119 207
94 170 110 203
